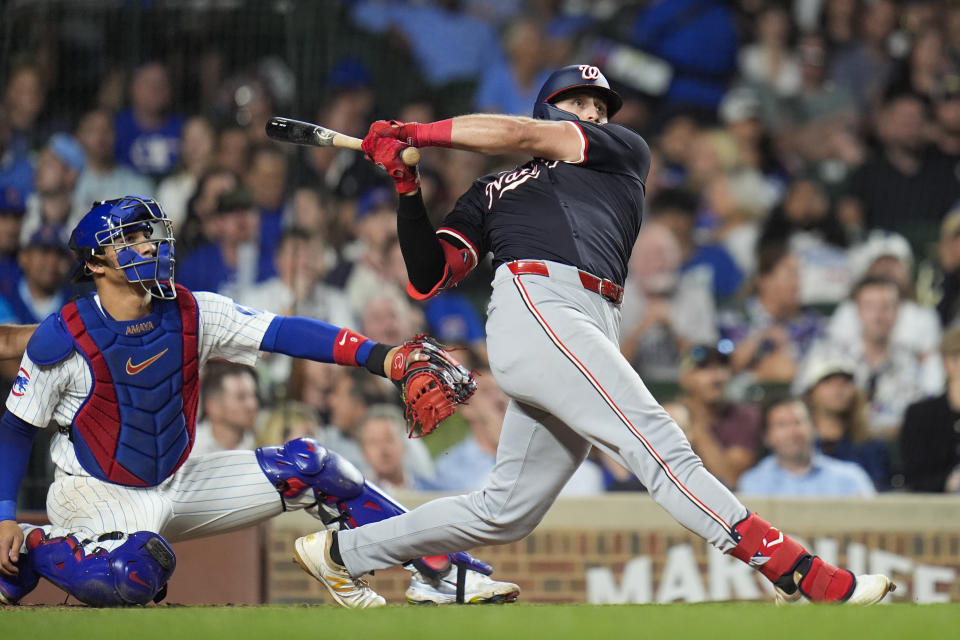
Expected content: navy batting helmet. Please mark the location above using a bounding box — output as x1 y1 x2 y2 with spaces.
532 64 623 121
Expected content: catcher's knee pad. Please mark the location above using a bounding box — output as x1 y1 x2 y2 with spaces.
256 437 365 505
26 529 176 607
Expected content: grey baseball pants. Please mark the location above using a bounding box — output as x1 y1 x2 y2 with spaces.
339 261 749 576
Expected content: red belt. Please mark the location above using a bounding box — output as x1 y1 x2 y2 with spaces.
507 260 624 305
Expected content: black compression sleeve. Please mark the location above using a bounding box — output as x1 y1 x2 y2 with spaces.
397 191 447 293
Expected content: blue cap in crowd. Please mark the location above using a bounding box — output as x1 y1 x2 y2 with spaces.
355 187 395 220
0 187 26 216
26 224 70 253
48 133 86 173
328 58 372 90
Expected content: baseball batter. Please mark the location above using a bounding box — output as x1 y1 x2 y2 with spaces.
295 65 896 606
0 195 517 607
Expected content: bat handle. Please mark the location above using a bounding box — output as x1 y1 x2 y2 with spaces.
340 134 421 166
399 146 421 166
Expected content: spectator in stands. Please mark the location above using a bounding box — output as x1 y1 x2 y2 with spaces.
22 133 85 242
0 106 35 203
0 225 71 325
0 189 26 295
783 30 858 128
620 221 717 382
931 71 960 158
361 294 422 347
239 227 354 327
177 186 265 296
738 396 876 496
216 125 250 177
828 231 941 361
71 109 153 222
287 358 338 425
703 168 774 275
156 116 217 230
3 63 49 158
350 0 505 90
758 177 851 305
935 205 960 328
179 167 239 253
320 368 433 481
628 0 739 114
358 405 433 492
256 401 320 449
885 27 947 102
720 243 822 383
343 187 402 309
828 0 897 109
842 91 960 243
114 61 184 180
474 17 549 115
899 328 960 492
798 275 942 437
676 342 762 488
649 188 743 299
738 2 801 98
193 361 260 456
245 144 288 280
801 358 891 490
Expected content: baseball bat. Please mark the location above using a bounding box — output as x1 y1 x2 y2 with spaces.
266 116 421 165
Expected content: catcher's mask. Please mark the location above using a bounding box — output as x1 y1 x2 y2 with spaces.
69 195 177 300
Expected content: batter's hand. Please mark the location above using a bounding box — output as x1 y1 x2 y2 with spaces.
361 133 420 195
0 519 23 576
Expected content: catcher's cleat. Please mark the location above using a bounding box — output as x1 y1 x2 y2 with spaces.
0 555 40 605
293 530 385 608
405 566 520 605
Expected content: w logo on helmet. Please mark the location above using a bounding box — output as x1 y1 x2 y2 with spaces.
578 65 601 80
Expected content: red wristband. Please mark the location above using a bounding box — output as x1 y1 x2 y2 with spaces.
413 119 453 148
332 328 369 365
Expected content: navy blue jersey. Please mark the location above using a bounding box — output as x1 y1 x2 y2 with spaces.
439 121 650 286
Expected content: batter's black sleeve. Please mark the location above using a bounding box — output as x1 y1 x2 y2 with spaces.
397 192 446 293
569 121 651 182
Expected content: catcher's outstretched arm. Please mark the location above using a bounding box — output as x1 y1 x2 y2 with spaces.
259 315 426 378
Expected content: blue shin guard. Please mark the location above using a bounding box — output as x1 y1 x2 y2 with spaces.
256 437 494 585
26 529 176 607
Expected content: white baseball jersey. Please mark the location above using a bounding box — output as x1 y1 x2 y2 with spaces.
6 291 275 478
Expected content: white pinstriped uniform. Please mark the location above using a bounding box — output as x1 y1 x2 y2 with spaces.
6 292 311 550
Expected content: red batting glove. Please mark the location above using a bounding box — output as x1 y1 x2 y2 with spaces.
364 119 453 148
361 135 420 194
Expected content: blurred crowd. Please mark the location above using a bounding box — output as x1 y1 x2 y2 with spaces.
4 0 960 506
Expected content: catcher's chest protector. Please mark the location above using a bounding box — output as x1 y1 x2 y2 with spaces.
61 285 200 486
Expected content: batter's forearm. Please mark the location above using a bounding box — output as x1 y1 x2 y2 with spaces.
398 192 446 293
449 115 580 161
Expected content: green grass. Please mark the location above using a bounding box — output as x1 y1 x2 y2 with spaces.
1 603 958 640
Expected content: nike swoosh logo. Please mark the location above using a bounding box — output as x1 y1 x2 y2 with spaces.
125 348 169 375
338 334 347 346
128 570 151 588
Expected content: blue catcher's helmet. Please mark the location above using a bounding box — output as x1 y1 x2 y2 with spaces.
532 64 623 122
69 195 177 300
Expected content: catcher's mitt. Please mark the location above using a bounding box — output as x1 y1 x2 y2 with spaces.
389 335 477 438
